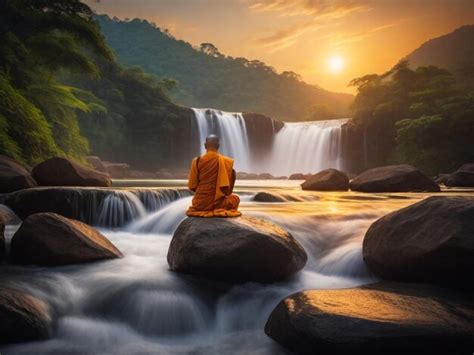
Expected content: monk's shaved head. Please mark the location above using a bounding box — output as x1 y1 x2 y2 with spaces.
205 134 220 150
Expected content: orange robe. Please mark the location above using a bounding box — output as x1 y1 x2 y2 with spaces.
186 150 241 217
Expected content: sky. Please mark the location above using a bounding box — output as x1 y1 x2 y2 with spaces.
86 0 474 94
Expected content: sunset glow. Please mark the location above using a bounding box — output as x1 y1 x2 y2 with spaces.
328 55 345 74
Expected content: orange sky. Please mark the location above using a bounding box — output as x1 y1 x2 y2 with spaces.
86 0 474 94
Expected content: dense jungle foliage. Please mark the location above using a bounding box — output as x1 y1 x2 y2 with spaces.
350 60 474 175
0 0 190 169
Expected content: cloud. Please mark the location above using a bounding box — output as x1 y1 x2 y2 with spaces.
247 0 371 52
253 21 322 52
245 0 370 19
327 23 398 47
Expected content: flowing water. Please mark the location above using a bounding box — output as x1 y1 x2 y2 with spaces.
192 108 347 175
2 181 472 354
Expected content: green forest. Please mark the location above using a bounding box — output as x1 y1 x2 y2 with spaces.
350 60 474 175
0 0 192 169
96 15 353 122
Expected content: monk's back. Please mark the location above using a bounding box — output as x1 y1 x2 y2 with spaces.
193 151 220 211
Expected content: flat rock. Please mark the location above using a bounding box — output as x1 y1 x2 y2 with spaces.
0 287 52 344
32 157 111 187
10 212 123 266
167 216 307 282
301 169 349 191
0 155 37 193
350 164 440 192
4 187 111 221
265 282 474 354
363 196 474 289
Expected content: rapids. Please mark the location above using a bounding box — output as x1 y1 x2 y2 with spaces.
2 181 470 354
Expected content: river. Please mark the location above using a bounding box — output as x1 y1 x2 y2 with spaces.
2 180 472 354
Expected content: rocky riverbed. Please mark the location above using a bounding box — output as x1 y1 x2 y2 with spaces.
1 176 473 354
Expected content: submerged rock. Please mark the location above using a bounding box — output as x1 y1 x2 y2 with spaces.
363 196 474 289
253 191 287 202
253 191 302 202
10 213 123 266
167 216 307 282
350 165 440 192
103 161 130 178
265 282 474 354
301 168 349 191
0 155 37 193
0 287 53 344
86 156 107 173
32 157 111 187
446 163 474 187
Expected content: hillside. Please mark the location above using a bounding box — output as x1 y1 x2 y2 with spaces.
405 25 474 75
96 15 353 122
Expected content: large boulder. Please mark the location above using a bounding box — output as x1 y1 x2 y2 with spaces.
265 282 474 354
32 157 111 187
167 216 307 282
0 287 53 344
350 165 440 192
446 163 474 187
363 196 474 289
0 155 37 193
301 169 349 191
10 213 123 266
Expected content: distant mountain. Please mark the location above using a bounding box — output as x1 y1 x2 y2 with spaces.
96 15 353 122
405 25 474 74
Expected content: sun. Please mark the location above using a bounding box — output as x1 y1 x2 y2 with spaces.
328 55 345 73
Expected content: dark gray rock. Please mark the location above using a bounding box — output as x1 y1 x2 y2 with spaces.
363 196 474 289
350 165 440 192
265 282 474 354
168 216 307 282
10 213 123 266
446 163 474 187
32 157 111 187
0 155 37 193
0 287 52 344
301 169 349 191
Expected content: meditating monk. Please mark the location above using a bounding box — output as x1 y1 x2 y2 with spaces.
187 135 241 217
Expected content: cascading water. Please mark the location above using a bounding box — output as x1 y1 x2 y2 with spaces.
49 188 191 228
267 119 347 176
192 108 251 172
3 182 441 355
192 108 347 176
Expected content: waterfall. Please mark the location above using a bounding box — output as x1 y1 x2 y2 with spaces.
38 188 191 228
192 108 348 176
192 108 251 172
268 119 347 176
